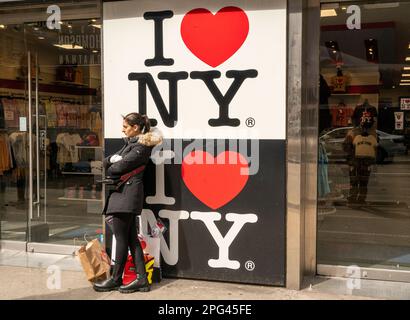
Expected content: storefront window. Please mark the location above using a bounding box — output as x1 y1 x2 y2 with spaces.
318 1 410 272
0 1 102 247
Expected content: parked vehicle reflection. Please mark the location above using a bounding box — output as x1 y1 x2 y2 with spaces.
320 127 408 163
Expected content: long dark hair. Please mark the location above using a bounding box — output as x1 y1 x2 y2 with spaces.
123 113 151 134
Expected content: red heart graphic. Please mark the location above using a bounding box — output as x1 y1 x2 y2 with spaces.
182 151 249 210
181 6 249 67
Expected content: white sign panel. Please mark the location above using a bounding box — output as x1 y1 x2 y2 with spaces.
400 97 410 111
395 112 404 130
103 0 287 140
19 117 27 132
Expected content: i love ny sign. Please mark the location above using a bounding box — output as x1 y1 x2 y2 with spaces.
103 0 287 285
103 0 287 140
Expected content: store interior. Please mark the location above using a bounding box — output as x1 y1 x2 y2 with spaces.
318 2 410 272
0 1 103 245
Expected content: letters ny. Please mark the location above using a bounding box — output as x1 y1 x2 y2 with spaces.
128 10 258 128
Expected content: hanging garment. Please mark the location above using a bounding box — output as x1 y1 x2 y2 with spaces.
66 133 82 163
9 132 30 168
0 99 6 129
66 104 79 127
56 133 70 168
56 133 83 168
56 102 67 127
80 105 89 129
0 133 13 174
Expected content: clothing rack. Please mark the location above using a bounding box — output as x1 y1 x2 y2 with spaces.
40 96 83 103
0 93 27 99
0 89 86 103
53 127 95 132
0 94 84 104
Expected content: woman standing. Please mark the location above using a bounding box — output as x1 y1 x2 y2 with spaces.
93 113 162 293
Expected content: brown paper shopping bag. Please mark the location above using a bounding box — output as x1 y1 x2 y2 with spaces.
77 239 111 282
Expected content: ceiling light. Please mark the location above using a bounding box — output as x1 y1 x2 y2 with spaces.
53 44 84 50
341 6 347 10
408 44 410 49
59 21 64 25
406 57 410 62
0 24 5 29
401 79 410 82
91 24 101 29
402 74 410 77
404 67 410 71
92 50 98 53
399 83 410 86
38 36 45 40
320 9 337 17
91 19 97 23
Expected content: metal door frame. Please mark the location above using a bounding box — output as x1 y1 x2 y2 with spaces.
286 0 410 289
286 0 320 289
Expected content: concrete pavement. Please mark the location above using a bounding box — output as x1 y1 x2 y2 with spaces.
0 249 408 300
0 265 371 300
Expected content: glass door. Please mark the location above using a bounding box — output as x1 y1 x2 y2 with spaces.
0 23 31 244
318 1 410 281
0 1 103 253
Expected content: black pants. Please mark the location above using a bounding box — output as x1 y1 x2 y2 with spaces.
106 214 146 282
348 158 373 203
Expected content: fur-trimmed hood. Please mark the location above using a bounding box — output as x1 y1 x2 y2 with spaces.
136 127 163 147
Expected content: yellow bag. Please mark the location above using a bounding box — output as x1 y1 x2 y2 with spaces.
77 239 111 282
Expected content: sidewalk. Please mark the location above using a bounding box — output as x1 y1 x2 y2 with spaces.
0 249 408 300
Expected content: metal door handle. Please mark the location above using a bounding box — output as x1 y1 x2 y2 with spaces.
28 51 33 221
35 52 40 219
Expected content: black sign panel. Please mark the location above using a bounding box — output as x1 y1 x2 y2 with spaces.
105 139 285 285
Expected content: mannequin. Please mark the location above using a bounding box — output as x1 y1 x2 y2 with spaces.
351 99 378 137
331 68 350 93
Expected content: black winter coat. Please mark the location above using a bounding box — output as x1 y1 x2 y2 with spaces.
102 131 162 215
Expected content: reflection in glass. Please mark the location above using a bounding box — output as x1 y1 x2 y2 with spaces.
318 1 410 272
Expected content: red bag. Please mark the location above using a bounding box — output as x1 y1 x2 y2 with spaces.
123 253 154 285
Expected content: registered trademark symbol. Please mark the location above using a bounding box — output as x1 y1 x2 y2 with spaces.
245 117 255 127
245 260 255 271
